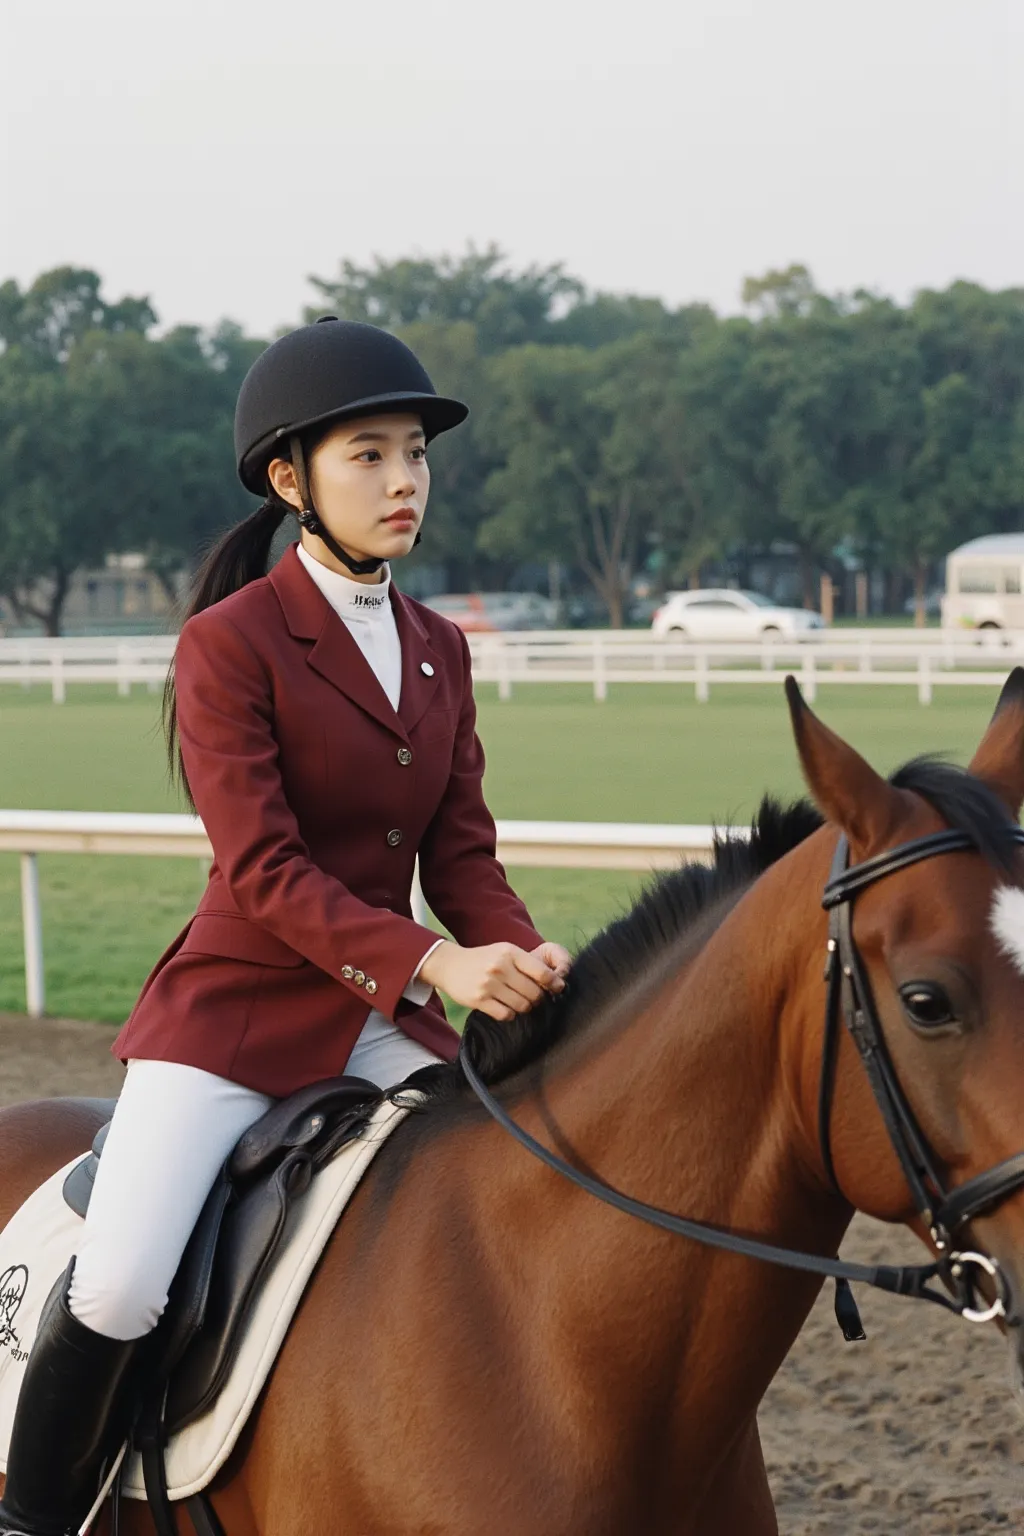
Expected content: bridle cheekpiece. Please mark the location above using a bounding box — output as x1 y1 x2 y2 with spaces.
819 825 1024 1326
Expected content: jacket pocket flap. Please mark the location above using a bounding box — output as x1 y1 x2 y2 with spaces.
181 915 306 968
414 707 458 743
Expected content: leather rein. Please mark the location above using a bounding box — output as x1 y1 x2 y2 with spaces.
460 825 1024 1334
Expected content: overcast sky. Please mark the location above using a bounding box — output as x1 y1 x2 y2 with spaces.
3 0 1021 337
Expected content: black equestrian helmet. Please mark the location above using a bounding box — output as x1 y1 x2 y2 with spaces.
234 316 469 493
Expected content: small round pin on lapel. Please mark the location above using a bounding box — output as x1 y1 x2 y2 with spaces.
420 662 435 676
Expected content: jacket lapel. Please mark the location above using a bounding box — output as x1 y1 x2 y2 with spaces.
269 544 407 739
392 587 443 734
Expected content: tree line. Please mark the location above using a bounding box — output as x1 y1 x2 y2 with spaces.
1 252 1023 631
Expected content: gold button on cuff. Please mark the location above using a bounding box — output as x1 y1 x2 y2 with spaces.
341 965 355 980
397 747 413 766
386 828 403 847
353 970 366 987
365 978 378 995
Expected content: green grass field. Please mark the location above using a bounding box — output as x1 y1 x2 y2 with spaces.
0 680 1003 1022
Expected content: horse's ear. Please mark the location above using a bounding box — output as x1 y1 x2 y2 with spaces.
968 668 1024 819
784 676 902 853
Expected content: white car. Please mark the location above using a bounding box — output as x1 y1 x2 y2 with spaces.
651 589 825 640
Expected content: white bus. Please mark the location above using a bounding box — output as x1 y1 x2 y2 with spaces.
942 533 1024 632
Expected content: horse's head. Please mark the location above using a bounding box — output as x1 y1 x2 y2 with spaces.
785 670 1024 1400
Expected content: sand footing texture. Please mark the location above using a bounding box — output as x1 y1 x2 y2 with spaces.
0 1012 1021 1532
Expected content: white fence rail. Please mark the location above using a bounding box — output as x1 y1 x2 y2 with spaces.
2 630 1022 704
466 629 1024 704
0 811 718 1018
0 638 173 702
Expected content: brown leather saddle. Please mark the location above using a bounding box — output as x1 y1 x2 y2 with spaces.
62 1075 390 1535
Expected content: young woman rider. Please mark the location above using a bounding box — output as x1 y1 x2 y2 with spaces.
0 317 571 1536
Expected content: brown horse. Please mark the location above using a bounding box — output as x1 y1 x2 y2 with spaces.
3 677 1024 1535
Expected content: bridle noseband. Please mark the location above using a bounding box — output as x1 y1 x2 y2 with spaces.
460 825 1024 1336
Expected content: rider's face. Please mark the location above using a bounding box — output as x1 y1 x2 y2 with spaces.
269 412 429 583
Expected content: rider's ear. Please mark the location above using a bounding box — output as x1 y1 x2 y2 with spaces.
968 668 1024 820
785 676 903 855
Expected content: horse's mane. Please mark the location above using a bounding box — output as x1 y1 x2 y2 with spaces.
411 755 1015 1110
411 794 820 1110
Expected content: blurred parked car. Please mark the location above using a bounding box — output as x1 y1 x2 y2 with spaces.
425 592 559 632
902 591 944 619
425 594 496 632
484 593 559 629
651 589 825 640
564 592 611 628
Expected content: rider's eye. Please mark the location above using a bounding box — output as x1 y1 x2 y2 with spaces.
898 981 958 1032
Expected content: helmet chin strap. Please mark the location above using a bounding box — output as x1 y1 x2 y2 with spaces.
289 434 391 578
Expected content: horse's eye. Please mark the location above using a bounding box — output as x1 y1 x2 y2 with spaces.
898 981 957 1031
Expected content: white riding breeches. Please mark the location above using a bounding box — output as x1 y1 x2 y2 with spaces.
68 1016 441 1341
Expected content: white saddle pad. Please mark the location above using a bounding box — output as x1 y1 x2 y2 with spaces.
0 1095 413 1501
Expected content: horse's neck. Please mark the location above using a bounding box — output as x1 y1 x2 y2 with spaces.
520 853 849 1462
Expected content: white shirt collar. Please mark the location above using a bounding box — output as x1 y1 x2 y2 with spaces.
296 542 392 623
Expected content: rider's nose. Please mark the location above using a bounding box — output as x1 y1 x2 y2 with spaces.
388 462 416 499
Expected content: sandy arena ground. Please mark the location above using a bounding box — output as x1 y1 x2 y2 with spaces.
0 1012 1021 1533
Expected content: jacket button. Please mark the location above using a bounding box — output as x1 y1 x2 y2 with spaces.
353 970 366 987
397 747 413 766
420 662 435 677
365 978 378 995
387 828 403 847
341 965 355 980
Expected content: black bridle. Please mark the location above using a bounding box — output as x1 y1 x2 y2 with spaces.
460 826 1024 1335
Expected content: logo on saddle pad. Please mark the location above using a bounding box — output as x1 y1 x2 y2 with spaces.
0 1265 29 1362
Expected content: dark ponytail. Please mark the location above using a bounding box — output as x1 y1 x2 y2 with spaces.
164 495 290 807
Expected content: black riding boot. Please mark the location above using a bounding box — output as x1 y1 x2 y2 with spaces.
0 1270 140 1536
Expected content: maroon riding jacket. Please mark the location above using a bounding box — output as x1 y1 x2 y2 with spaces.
113 544 542 1096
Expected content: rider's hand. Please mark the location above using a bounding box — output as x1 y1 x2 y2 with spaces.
418 940 567 1022
530 940 571 981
